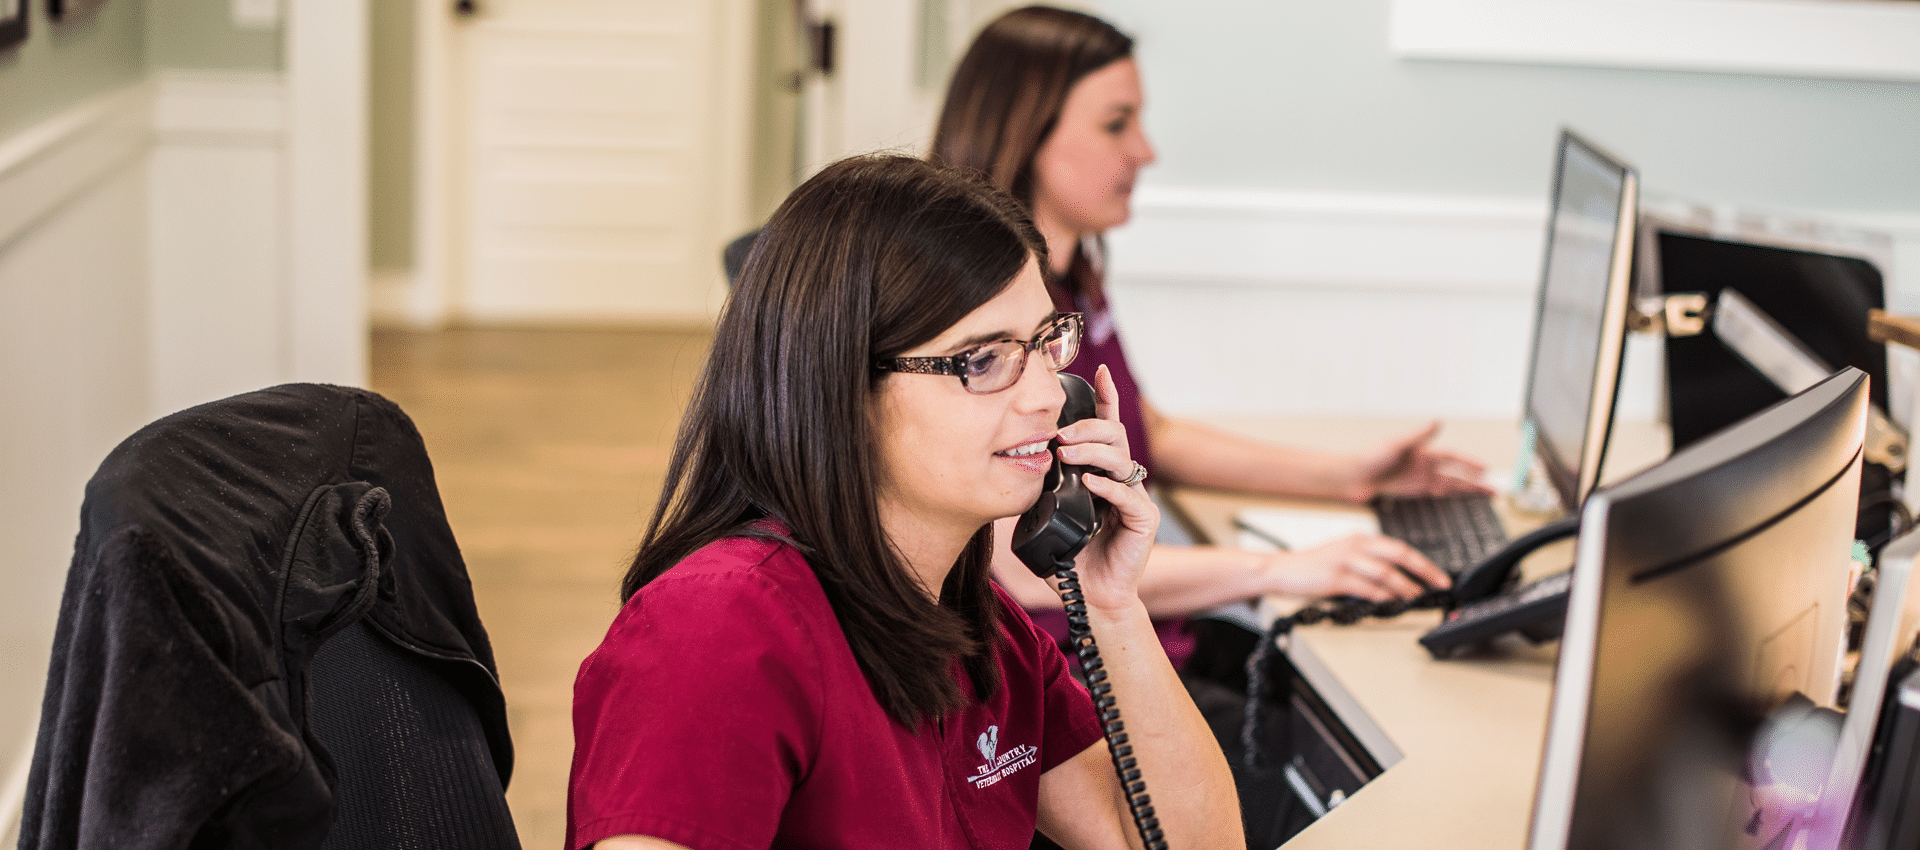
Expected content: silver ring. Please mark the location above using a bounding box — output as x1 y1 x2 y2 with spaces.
1117 461 1149 487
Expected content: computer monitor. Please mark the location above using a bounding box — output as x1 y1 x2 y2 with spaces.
1637 204 1896 545
1830 529 1920 849
1847 655 1920 850
1530 367 1868 850
1520 130 1640 512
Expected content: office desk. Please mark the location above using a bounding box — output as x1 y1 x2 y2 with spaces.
1165 415 1668 850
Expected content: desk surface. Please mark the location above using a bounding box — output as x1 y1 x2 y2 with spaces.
1164 415 1669 850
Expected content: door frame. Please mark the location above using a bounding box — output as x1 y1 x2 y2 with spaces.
287 0 370 382
403 0 757 328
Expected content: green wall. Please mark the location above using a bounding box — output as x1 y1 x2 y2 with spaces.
1096 0 1920 216
368 0 414 270
0 0 146 141
144 0 280 72
0 0 293 143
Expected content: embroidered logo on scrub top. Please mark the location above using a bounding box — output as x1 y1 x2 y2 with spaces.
968 724 1038 789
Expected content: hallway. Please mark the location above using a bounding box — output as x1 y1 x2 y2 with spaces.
370 326 713 848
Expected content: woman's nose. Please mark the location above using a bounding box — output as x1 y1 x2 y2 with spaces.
1012 353 1067 417
1132 127 1157 167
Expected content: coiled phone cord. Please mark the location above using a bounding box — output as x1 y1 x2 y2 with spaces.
1051 566 1170 850
1239 589 1453 770
1240 515 1586 767
1266 588 1455 639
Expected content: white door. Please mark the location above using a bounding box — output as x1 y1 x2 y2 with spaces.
438 0 751 323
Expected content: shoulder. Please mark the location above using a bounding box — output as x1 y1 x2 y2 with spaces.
584 534 833 676
649 533 821 608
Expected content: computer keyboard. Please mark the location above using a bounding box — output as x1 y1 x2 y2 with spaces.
1372 493 1509 578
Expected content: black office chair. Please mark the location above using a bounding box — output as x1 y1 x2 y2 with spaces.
722 227 761 287
18 384 520 850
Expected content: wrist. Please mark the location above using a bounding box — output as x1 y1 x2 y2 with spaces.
1250 549 1287 595
1334 455 1378 503
1256 549 1317 599
1080 595 1150 630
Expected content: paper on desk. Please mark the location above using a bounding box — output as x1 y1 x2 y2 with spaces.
1235 507 1379 554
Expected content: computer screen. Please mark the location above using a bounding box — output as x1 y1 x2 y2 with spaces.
1639 208 1894 545
1521 130 1639 511
1530 367 1868 850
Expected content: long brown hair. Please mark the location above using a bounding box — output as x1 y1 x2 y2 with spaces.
930 6 1134 208
624 155 1047 728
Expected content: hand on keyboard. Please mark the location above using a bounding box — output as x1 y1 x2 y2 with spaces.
1263 533 1451 602
1372 493 1511 578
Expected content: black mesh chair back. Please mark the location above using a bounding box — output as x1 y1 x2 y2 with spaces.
722 227 761 287
311 620 519 850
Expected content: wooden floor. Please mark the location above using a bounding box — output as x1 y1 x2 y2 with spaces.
370 325 714 849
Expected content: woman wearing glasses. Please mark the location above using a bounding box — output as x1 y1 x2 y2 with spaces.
567 155 1241 850
934 6 1483 666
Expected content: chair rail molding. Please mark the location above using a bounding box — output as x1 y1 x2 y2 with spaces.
1 722 33 845
1388 0 1920 82
0 84 150 250
1104 184 1918 419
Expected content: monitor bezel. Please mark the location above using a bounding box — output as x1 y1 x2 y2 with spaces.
1521 129 1640 512
1825 531 1920 844
1528 368 1869 850
1634 195 1894 289
1632 203 1893 438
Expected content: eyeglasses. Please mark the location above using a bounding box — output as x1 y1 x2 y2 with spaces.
876 313 1084 395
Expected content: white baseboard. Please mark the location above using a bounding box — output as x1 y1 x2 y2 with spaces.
1105 184 1920 419
1 722 35 847
370 266 413 327
369 266 449 329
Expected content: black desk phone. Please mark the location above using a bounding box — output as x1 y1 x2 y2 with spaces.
1011 373 1167 850
1257 511 1583 658
1416 517 1580 658
1243 516 1582 792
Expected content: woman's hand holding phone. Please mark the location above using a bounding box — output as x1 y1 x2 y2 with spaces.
1056 365 1160 614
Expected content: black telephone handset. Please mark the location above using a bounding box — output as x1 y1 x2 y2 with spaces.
1010 373 1166 850
1011 372 1108 577
1257 511 1583 659
1246 514 1588 790
1416 515 1582 658
1448 515 1582 605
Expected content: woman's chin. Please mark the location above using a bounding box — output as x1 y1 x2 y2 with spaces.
997 485 1049 523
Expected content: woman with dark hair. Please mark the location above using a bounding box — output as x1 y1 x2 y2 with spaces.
933 6 1484 664
567 154 1242 850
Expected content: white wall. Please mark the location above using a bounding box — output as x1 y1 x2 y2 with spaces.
148 73 292 410
1089 0 1920 421
1 6 368 837
0 88 154 837
783 0 1920 420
